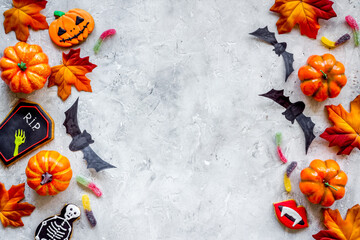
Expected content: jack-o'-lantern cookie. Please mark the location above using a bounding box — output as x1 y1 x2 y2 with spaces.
49 9 94 47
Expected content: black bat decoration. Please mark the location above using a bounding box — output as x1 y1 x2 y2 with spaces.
250 26 294 82
64 98 116 172
260 89 315 154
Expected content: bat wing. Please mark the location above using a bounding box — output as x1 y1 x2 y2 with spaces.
64 98 82 138
259 89 291 108
249 26 278 45
82 146 116 172
295 114 316 154
281 51 294 82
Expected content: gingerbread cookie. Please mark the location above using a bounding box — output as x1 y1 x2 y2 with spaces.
273 199 308 229
0 100 54 166
49 9 95 47
35 204 80 240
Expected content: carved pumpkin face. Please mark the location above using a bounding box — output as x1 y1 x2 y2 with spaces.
49 9 95 47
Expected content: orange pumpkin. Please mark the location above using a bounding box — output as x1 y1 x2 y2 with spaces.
299 159 347 207
49 9 95 47
0 42 51 93
298 54 347 102
25 151 72 196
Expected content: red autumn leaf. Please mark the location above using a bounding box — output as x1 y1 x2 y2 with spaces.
3 0 49 42
48 48 97 101
313 205 360 240
320 95 360 155
313 230 342 240
270 0 337 39
0 182 35 227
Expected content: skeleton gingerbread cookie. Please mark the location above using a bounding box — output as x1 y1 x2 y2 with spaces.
35 204 80 240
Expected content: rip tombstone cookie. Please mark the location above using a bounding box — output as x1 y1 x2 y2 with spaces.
0 100 54 166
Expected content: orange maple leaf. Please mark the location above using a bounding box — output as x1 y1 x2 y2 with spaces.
320 95 360 155
48 48 97 101
313 205 360 240
0 182 35 227
270 0 337 39
3 0 49 42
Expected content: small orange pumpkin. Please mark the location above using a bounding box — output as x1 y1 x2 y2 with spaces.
299 159 347 207
298 54 347 102
0 42 51 93
25 151 72 196
49 9 95 47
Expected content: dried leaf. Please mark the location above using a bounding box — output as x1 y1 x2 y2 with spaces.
270 0 337 39
0 182 35 227
48 48 97 101
320 95 360 155
3 0 49 42
313 205 360 240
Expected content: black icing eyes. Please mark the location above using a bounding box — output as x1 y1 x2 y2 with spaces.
58 27 66 36
76 16 84 25
57 16 85 37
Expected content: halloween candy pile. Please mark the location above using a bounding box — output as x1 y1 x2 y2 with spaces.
0 1 117 239
251 0 360 239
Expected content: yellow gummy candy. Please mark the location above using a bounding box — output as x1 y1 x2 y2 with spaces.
284 173 291 192
321 36 336 48
82 194 91 211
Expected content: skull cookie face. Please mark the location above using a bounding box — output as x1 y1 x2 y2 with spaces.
64 204 81 220
35 204 80 240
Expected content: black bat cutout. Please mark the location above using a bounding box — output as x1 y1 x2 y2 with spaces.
260 89 315 154
64 98 116 172
250 26 294 82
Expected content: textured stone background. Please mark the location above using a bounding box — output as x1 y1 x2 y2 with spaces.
0 0 360 239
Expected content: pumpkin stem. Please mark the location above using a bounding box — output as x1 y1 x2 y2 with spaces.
54 11 65 18
40 172 53 185
324 182 338 191
320 70 328 79
17 62 27 71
